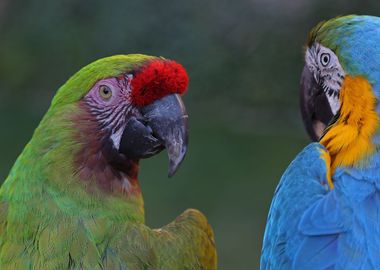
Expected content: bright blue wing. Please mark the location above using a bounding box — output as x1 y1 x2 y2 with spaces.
261 142 380 270
260 143 333 269
295 162 380 270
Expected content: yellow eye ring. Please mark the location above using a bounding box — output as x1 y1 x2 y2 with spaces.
99 85 112 100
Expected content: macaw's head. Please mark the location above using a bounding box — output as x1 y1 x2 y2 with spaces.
300 16 380 168
43 54 189 193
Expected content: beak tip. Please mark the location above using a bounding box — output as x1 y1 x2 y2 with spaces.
167 163 179 178
167 147 187 177
168 170 175 178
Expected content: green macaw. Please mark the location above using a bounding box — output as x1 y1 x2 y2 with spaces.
0 54 217 269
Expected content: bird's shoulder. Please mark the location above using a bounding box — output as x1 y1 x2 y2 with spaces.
105 209 217 269
261 142 331 269
153 208 217 270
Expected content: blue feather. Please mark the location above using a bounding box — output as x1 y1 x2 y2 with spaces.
262 146 380 269
260 143 330 269
293 235 338 269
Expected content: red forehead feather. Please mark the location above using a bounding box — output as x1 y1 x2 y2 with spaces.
131 59 189 106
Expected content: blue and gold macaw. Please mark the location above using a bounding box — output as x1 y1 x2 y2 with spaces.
261 15 380 269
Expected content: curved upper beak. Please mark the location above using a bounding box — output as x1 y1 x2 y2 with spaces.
299 65 334 141
119 94 188 177
141 94 188 177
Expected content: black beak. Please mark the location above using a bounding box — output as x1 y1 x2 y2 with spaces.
119 94 188 177
299 65 334 141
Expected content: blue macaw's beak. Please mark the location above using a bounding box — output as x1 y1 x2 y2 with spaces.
299 65 335 141
119 94 189 177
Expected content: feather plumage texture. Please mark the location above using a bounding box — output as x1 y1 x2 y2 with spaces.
320 76 379 171
261 143 331 269
261 144 380 269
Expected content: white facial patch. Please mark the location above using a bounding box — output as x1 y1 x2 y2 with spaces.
110 125 125 150
326 92 340 115
305 43 345 115
84 75 135 151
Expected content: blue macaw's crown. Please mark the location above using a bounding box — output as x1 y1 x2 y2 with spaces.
308 15 380 97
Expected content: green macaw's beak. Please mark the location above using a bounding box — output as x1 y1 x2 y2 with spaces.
119 94 189 177
299 65 335 141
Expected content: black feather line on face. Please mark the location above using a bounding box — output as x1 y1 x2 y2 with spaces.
319 73 341 99
83 94 133 146
319 109 341 140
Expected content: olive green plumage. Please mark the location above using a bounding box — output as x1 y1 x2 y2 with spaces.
0 54 217 269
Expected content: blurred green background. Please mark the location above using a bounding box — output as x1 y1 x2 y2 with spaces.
0 1 379 269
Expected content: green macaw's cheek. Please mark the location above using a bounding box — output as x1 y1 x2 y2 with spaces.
300 65 335 141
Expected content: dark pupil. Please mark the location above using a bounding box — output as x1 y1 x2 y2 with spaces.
102 87 110 95
323 56 329 64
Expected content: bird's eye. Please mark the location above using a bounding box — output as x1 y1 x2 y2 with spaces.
99 85 112 100
320 53 330 67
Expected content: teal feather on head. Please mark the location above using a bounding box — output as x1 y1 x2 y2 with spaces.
309 15 380 96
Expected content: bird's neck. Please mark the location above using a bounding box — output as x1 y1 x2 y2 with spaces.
2 104 145 223
72 104 142 196
320 76 380 172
